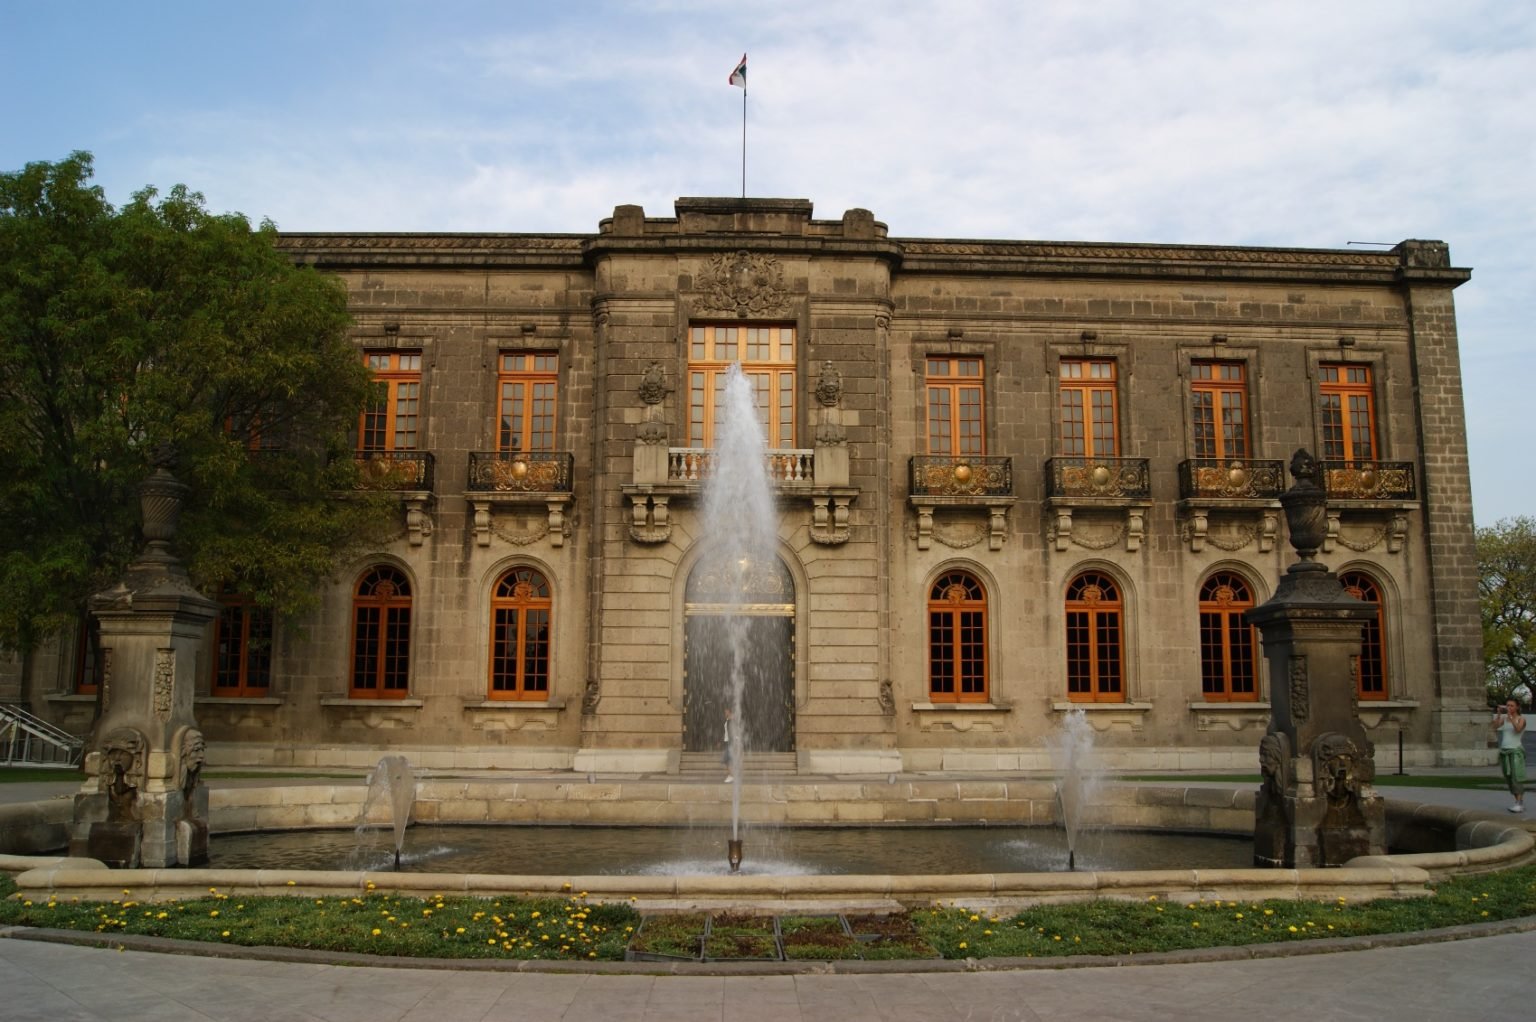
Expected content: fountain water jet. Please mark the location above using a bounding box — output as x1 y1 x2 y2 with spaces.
699 365 781 872
1051 710 1103 871
357 755 416 869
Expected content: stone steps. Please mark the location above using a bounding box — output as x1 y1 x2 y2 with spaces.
677 751 797 776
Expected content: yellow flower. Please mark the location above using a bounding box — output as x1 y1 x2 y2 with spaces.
1288 925 1298 933
456 927 466 934
1235 913 1244 920
1192 922 1200 928
285 881 296 887
372 929 382 936
221 931 231 938
958 942 968 949
209 910 220 918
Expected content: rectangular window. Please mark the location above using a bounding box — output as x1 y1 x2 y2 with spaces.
926 357 985 456
212 595 273 698
688 324 796 448
359 351 422 452
1059 359 1118 457
1318 363 1377 461
1190 361 1249 460
497 352 558 452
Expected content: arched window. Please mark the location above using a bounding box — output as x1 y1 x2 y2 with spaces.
928 571 988 703
1066 572 1124 702
1339 570 1387 700
350 566 411 698
1198 573 1257 702
490 567 552 700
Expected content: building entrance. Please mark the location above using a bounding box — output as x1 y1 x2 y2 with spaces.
681 556 795 754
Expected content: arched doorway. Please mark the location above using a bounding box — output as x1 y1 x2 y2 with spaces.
682 555 796 753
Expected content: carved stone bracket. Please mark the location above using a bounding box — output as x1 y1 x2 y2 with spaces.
1046 502 1149 553
1325 510 1410 554
468 494 572 548
1179 506 1279 554
910 496 1013 551
809 492 855 545
404 496 434 547
625 491 672 544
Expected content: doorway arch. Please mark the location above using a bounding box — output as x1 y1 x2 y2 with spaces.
682 555 796 753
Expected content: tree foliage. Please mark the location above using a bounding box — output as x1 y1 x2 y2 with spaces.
0 152 390 651
1479 516 1536 706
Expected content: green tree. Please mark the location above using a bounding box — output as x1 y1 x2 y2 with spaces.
0 152 390 654
1479 516 1536 707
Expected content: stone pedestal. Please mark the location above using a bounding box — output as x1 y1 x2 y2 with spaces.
69 462 217 868
1251 450 1386 867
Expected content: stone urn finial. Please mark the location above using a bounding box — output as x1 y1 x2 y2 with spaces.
137 448 189 565
1281 448 1328 563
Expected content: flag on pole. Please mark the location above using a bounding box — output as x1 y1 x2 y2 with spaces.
729 54 747 89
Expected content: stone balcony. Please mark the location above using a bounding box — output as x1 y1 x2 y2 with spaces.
1044 456 1152 552
1319 459 1418 555
354 451 435 546
464 451 574 548
907 455 1015 551
625 443 855 546
1175 458 1284 554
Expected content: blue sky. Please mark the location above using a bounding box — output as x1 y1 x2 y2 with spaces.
4 0 1532 522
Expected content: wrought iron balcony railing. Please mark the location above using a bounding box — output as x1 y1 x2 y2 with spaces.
354 451 434 491
909 455 1013 497
467 451 574 493
1046 457 1151 499
1177 459 1285 501
1321 460 1416 501
667 448 814 484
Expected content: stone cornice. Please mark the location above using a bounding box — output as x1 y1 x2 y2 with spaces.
275 227 1470 289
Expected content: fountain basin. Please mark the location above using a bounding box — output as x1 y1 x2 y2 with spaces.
6 783 1532 911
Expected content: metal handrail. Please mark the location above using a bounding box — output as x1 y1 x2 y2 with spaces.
909 455 1013 496
1177 459 1285 500
467 451 574 493
0 703 85 768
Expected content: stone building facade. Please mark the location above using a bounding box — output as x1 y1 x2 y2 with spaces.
11 197 1486 772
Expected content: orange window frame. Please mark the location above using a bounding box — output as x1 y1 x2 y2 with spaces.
211 592 273 697
1059 359 1119 457
1340 571 1388 700
497 352 558 452
1190 361 1249 460
349 566 412 699
927 571 988 703
687 323 797 449
925 357 985 456
1065 572 1125 703
1198 573 1258 702
359 351 422 452
1318 363 1377 461
488 567 553 700
73 614 100 695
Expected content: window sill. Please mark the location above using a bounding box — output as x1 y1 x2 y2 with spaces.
196 696 283 706
1050 701 1154 732
1187 700 1270 711
320 697 424 709
1051 701 1153 713
46 693 98 703
910 702 1011 713
463 698 566 711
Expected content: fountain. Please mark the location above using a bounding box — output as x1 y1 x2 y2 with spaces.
699 365 781 872
356 755 416 869
1051 709 1103 871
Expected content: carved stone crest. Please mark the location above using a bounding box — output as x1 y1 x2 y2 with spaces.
695 251 791 317
582 678 601 715
815 361 843 407
1312 732 1372 802
99 726 148 819
638 362 667 405
175 726 207 801
1258 731 1291 799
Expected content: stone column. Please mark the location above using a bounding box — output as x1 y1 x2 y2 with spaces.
69 457 217 868
1250 450 1386 868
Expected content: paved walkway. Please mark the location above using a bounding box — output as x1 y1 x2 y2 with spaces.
2 766 1527 1020
0 927 1522 1021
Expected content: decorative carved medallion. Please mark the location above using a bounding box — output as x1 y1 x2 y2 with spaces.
695 251 791 316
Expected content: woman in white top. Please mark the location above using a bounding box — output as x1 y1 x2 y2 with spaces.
1492 698 1526 813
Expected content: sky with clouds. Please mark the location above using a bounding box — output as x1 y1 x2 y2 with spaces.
4 0 1532 522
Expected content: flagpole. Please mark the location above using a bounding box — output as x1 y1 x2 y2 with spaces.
741 85 747 198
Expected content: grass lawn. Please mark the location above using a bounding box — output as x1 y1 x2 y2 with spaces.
4 866 1534 963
